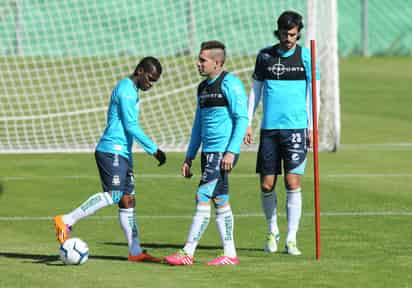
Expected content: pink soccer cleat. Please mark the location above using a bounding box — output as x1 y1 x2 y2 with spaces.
206 255 239 266
164 250 194 266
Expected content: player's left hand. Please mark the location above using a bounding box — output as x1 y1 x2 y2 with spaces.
243 126 253 144
221 152 235 172
154 149 166 166
181 160 193 178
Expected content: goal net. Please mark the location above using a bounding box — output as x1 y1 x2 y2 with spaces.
0 0 339 153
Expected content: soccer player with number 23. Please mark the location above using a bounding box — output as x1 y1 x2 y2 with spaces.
244 11 320 256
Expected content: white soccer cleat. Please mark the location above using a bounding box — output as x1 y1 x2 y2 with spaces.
264 233 280 253
285 241 302 256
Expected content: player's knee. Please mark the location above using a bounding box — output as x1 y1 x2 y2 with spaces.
261 182 274 193
285 181 301 191
109 190 124 204
213 194 229 208
285 175 301 190
118 194 135 208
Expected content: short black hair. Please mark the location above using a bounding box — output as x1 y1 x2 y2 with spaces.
135 56 162 75
277 10 304 32
200 40 226 64
200 40 226 51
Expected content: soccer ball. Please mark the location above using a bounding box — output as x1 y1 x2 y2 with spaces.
59 237 89 265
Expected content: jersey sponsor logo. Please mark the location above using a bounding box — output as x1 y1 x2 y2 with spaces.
199 91 228 108
256 45 306 81
267 63 305 77
198 71 229 108
199 92 225 102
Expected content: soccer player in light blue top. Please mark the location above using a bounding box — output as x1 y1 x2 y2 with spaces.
244 11 320 256
54 57 166 262
164 40 248 266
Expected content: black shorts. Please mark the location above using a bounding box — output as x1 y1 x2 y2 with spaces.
256 129 307 175
95 151 135 194
199 152 239 197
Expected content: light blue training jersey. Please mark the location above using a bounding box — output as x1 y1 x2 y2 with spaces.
186 72 249 159
253 44 320 129
96 77 157 163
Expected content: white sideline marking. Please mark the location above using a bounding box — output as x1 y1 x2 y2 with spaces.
341 143 412 150
0 211 411 221
1 173 412 181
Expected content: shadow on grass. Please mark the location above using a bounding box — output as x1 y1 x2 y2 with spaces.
0 252 130 265
103 242 262 252
0 242 262 265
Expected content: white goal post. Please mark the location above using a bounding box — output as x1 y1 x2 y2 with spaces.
0 0 339 153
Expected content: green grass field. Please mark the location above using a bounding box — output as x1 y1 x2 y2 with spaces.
1 57 411 288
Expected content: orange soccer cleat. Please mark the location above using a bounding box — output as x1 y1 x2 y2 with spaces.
54 215 71 244
128 250 162 263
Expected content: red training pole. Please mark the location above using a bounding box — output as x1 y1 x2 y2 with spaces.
310 40 321 260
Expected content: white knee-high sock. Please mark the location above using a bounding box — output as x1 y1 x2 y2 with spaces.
63 192 113 226
286 188 302 243
119 208 142 256
183 204 211 256
261 191 279 236
216 205 236 258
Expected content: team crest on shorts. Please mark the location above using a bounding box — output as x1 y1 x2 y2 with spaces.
112 175 120 186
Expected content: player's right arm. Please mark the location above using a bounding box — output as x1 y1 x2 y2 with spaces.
244 51 265 144
244 80 263 144
183 104 201 178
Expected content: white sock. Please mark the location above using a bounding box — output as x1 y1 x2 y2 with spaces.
216 205 237 258
119 208 142 256
286 189 302 243
183 204 211 256
63 192 113 226
261 191 279 236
